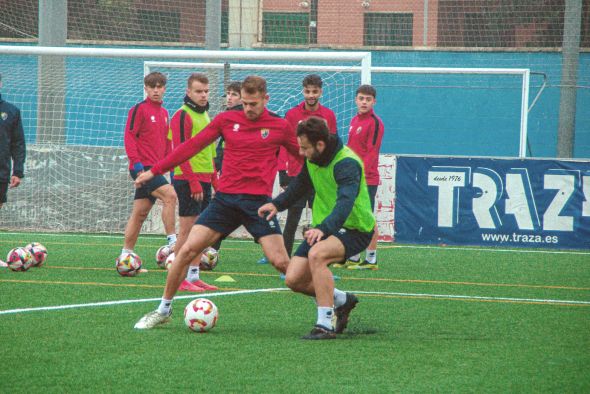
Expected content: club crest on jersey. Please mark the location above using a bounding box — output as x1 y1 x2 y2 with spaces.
260 128 270 139
150 115 156 123
356 126 363 134
0 112 7 121
233 123 240 132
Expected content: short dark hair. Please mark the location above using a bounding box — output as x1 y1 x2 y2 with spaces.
227 81 242 94
144 72 167 87
302 74 322 88
242 75 267 95
296 116 330 145
356 84 376 98
187 72 208 87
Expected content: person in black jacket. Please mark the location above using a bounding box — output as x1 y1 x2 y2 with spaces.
0 73 26 208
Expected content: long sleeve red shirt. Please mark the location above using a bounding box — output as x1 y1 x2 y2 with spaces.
151 109 301 197
282 102 338 176
346 109 384 186
123 98 170 169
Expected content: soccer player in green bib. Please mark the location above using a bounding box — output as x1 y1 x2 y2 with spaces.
258 116 375 340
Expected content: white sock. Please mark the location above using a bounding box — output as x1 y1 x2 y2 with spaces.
158 298 172 315
366 249 377 264
333 289 347 308
166 234 177 246
186 266 200 282
121 248 133 255
348 253 360 262
317 306 334 330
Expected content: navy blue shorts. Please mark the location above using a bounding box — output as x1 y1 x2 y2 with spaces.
129 166 169 203
0 183 7 204
294 227 373 260
173 179 212 217
196 192 282 242
367 185 378 212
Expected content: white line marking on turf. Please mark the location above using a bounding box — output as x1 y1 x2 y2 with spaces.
0 288 288 315
1 288 588 316
2 232 589 255
353 290 590 305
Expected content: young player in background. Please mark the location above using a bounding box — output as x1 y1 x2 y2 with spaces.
281 74 338 257
214 81 242 174
336 84 384 270
133 76 305 330
0 72 26 210
258 117 374 339
121 72 177 270
168 73 217 292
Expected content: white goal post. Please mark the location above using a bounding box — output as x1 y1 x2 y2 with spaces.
0 45 370 235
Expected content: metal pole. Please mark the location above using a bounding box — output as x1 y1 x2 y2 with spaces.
37 0 67 145
557 0 582 158
205 0 222 50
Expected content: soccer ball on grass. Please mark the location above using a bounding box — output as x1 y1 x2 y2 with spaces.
156 245 172 269
25 242 48 267
184 298 218 332
115 253 142 277
200 247 218 271
6 247 34 272
165 252 175 270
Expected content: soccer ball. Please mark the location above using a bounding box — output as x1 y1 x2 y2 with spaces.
184 298 218 332
165 252 175 270
115 253 142 277
25 242 48 267
156 245 172 269
200 247 218 271
6 247 34 272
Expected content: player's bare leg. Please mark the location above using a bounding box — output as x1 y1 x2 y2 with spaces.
177 217 217 292
151 184 177 236
164 225 221 299
123 198 153 250
259 234 290 274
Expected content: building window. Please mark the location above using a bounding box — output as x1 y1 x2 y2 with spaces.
364 13 413 46
262 12 309 45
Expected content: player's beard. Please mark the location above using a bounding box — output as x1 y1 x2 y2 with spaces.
305 98 318 107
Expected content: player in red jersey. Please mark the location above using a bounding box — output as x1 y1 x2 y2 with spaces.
280 74 338 258
121 72 177 270
338 84 384 270
133 76 305 329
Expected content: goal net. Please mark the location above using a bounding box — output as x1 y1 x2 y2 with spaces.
0 46 369 234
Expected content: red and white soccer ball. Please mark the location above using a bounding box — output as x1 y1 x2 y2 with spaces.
184 298 218 332
6 247 34 272
156 245 172 269
115 252 142 277
200 247 218 271
165 252 175 270
25 242 48 267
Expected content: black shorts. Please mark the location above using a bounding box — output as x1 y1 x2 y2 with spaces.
196 192 282 242
129 167 169 203
173 178 212 217
294 227 373 260
367 185 378 212
0 183 7 204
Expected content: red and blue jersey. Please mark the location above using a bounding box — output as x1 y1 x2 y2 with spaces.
124 98 170 169
151 108 301 197
347 109 384 186
281 102 337 176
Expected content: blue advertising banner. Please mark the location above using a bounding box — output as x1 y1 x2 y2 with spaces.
394 156 590 249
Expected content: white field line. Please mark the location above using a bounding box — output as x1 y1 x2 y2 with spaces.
0 288 288 315
2 231 589 255
0 288 588 316
353 290 590 305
